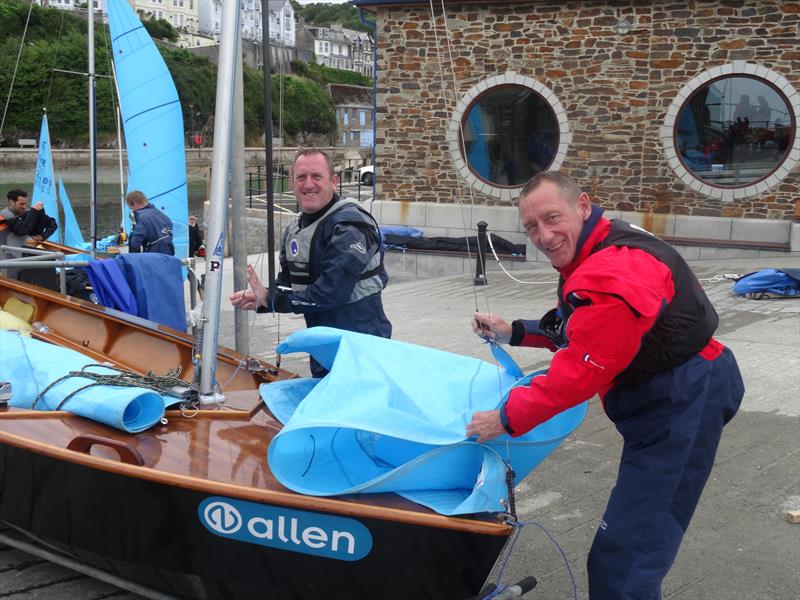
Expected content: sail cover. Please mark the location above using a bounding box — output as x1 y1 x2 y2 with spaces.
106 0 188 260
263 327 587 516
0 330 168 433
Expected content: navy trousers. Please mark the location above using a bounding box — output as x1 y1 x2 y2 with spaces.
587 347 743 599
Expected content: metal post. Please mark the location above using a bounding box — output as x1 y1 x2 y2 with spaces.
198 0 241 401
474 221 488 286
261 5 276 303
231 28 249 353
57 253 66 294
87 0 97 259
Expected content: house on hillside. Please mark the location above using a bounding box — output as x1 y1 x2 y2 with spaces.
197 0 294 45
309 24 374 77
36 0 108 17
328 84 374 148
128 0 200 33
354 0 800 253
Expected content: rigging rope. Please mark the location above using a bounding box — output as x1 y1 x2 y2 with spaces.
44 10 67 110
426 0 511 421
486 233 558 285
0 0 35 139
483 519 578 600
31 363 191 411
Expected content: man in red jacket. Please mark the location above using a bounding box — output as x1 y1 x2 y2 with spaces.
468 171 743 599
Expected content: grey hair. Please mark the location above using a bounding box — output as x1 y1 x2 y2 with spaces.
518 171 581 205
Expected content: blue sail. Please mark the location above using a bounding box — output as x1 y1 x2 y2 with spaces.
58 176 86 248
31 114 61 238
106 0 188 260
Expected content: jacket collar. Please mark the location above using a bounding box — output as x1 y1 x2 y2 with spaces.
300 193 339 228
558 205 610 279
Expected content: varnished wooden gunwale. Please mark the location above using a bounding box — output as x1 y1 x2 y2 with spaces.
0 426 509 536
0 275 296 389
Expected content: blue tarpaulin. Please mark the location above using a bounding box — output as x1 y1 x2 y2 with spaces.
0 330 170 432
116 253 186 330
86 258 138 314
262 327 587 516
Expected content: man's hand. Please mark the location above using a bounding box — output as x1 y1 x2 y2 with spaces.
229 264 268 311
473 312 512 344
32 202 44 211
466 410 506 443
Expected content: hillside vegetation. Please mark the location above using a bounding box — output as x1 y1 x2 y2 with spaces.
293 1 372 33
0 0 370 146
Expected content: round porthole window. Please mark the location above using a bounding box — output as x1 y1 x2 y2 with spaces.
448 73 571 201
662 63 799 200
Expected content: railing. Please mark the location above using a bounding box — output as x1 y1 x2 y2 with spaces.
244 160 373 210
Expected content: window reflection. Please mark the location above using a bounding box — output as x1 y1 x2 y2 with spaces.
461 85 559 187
676 76 793 187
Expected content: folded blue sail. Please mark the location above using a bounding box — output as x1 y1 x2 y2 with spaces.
32 114 60 237
107 0 188 261
263 327 587 516
0 330 168 433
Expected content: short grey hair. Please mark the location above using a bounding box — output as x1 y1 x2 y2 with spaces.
518 171 581 205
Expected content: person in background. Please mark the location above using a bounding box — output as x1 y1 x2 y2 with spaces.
188 214 203 257
467 171 744 599
126 190 174 255
229 148 392 377
0 189 58 278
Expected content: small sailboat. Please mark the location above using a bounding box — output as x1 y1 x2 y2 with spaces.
106 0 188 261
1 3 585 599
36 0 188 261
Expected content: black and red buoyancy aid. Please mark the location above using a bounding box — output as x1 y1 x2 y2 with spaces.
558 220 718 384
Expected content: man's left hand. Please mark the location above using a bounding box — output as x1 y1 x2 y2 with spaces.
466 410 506 442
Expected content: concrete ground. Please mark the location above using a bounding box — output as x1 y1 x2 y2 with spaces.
2 253 799 599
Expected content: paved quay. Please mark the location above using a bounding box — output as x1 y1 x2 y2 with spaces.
2 253 799 599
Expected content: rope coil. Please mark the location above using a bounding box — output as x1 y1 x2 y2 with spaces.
31 364 192 411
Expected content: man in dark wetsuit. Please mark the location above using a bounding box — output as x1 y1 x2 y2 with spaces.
0 189 58 279
230 149 391 377
126 190 174 255
467 171 744 599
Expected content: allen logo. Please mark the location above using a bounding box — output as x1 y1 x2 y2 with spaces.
199 497 372 561
204 501 243 534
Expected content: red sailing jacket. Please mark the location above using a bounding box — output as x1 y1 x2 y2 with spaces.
502 211 722 436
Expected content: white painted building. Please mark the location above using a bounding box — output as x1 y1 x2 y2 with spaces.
35 0 108 14
309 24 373 77
197 0 294 45
36 0 201 36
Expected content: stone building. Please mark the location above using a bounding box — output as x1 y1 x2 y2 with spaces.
328 84 374 148
355 0 799 255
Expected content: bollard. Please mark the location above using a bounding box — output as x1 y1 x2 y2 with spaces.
474 221 488 286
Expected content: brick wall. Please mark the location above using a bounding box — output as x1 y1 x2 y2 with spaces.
374 0 799 219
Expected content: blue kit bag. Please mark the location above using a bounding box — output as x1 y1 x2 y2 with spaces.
733 269 800 299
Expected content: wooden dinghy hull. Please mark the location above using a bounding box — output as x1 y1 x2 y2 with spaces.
0 440 509 600
0 277 512 599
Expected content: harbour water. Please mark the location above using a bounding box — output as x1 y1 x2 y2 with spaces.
0 166 208 239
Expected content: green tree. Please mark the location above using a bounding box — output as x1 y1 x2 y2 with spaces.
143 18 179 43
298 3 371 33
